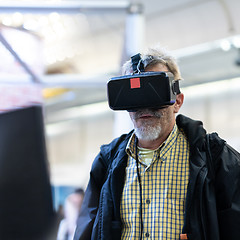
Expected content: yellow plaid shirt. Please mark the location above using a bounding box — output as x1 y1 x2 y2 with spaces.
120 124 190 239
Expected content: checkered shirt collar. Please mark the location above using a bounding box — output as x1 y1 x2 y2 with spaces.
126 123 178 159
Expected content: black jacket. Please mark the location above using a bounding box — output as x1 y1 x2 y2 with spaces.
74 115 240 240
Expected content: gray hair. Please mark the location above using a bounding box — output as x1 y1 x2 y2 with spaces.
122 46 182 80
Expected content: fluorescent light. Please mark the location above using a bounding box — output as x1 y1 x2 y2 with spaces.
232 37 240 48
220 39 231 51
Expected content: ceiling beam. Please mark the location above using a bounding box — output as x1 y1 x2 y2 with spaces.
0 1 130 14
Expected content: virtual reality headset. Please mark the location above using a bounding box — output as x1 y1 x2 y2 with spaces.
107 71 181 111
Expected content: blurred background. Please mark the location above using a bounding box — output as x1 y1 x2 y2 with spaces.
1 0 240 210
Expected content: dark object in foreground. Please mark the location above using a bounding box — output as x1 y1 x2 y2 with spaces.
0 106 55 240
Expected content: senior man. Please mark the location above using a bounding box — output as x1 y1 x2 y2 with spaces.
74 46 240 240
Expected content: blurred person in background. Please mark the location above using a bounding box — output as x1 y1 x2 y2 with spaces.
74 46 240 240
57 188 84 240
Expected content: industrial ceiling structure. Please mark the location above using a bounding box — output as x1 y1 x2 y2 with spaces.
0 0 240 122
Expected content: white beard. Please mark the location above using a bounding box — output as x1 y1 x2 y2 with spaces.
134 124 162 141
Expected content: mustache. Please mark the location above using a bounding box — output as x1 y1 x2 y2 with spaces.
133 109 163 119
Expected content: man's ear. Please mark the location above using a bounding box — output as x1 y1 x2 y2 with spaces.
173 93 184 113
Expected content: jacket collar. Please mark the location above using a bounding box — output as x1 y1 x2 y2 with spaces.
176 114 207 153
100 130 133 166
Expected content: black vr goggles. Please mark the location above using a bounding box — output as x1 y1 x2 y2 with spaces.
107 53 181 111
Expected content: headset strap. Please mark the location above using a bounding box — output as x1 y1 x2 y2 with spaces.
173 80 181 94
131 53 144 73
131 54 181 94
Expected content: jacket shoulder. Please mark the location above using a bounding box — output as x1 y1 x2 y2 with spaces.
207 132 240 161
207 132 226 159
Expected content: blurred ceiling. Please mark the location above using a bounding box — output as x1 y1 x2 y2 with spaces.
1 0 240 122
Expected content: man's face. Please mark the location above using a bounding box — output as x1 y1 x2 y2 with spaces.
129 63 176 142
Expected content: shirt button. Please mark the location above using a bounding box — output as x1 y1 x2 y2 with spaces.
146 199 150 204
145 232 150 237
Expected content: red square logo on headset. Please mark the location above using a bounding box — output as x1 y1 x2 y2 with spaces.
130 78 141 89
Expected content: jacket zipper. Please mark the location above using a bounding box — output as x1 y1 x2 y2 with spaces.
199 167 208 240
98 190 104 240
